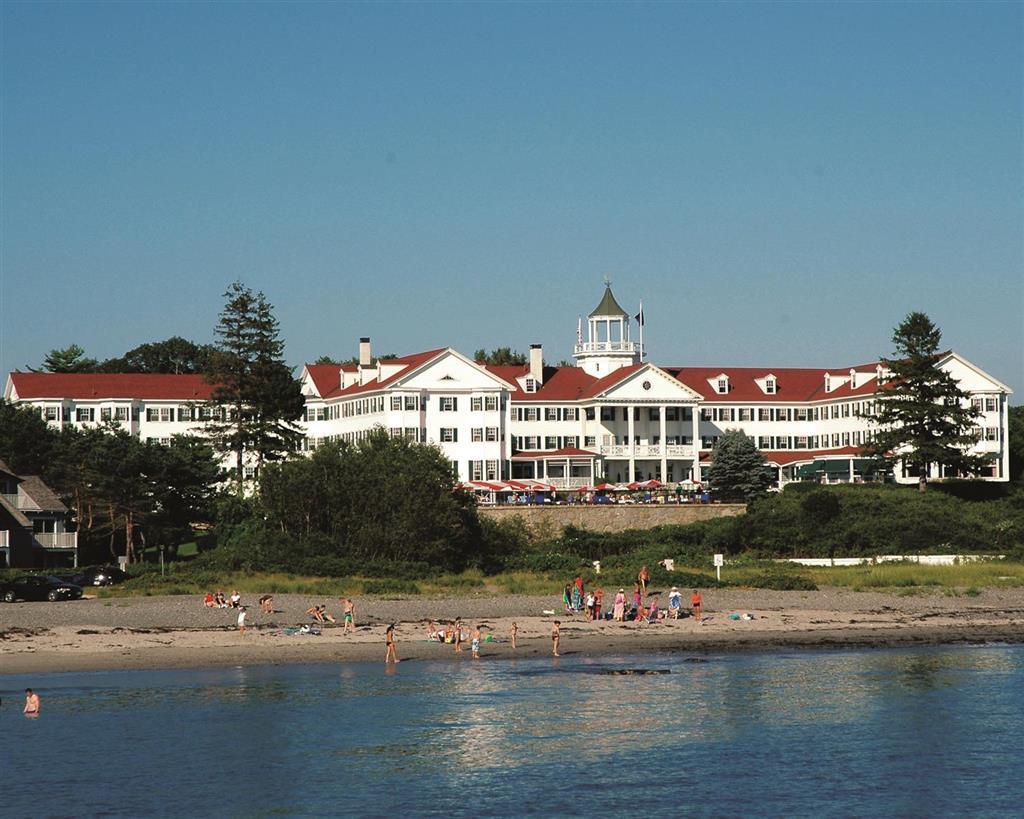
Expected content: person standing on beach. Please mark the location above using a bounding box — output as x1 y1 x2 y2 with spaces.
594 587 604 621
638 565 650 593
691 589 703 623
510 621 518 649
471 625 482 659
454 617 463 653
24 688 40 717
237 606 248 634
385 624 399 663
341 598 356 634
613 588 626 621
551 621 561 656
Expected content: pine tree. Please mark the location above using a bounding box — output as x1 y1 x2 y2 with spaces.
204 282 305 494
865 311 986 492
708 430 772 502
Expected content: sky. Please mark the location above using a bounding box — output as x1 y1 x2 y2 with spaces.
2 2 1021 394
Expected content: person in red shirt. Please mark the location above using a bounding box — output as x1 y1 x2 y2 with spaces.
691 590 703 623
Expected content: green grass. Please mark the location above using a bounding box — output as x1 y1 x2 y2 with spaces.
804 560 1024 592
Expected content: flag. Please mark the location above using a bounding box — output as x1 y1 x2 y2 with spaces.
635 308 645 327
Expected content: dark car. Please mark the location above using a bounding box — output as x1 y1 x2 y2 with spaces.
1 575 84 603
77 565 129 587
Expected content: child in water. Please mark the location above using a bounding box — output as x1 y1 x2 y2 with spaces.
385 624 399 664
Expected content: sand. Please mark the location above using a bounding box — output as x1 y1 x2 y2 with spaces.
2 587 1023 674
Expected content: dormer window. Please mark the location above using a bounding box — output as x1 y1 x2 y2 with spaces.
765 378 776 395
524 378 537 393
717 377 729 394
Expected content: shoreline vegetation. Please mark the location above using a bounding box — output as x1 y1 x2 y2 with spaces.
3 584 1023 675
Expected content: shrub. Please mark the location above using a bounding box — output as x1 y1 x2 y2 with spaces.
362 579 420 596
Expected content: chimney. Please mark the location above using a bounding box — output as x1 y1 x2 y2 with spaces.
849 368 857 389
529 344 543 383
359 337 371 368
824 372 832 393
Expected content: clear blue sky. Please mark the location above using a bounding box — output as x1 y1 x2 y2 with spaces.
2 2 1021 393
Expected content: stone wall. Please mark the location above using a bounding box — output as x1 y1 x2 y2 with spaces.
478 504 746 536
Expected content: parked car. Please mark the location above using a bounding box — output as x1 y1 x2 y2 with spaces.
76 565 130 587
1 575 84 602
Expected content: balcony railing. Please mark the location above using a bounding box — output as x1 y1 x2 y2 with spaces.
546 477 592 489
573 341 641 355
34 532 78 550
600 445 694 459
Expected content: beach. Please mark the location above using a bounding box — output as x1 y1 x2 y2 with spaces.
2 587 1023 674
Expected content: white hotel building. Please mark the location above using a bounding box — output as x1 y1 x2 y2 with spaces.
5 286 1013 489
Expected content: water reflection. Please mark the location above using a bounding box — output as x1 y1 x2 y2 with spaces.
2 647 1023 817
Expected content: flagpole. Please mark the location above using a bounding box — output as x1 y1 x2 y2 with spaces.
638 299 644 361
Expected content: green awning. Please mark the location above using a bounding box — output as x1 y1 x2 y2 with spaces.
796 463 818 478
823 460 851 474
852 458 879 473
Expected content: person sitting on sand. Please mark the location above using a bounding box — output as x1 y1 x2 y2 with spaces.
215 591 227 608
203 592 215 608
668 587 682 619
307 605 326 624
259 594 274 614
229 590 241 609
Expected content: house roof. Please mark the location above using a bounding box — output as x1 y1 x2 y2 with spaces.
15 475 67 512
314 348 449 400
304 363 357 398
8 372 215 401
589 285 630 318
486 365 598 402
762 446 864 467
663 366 880 402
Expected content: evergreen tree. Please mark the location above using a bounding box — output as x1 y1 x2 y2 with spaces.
708 430 773 502
473 347 527 366
204 282 305 494
0 400 58 476
865 312 986 492
40 344 99 373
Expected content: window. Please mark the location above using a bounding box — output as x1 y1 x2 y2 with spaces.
986 398 998 412
545 436 558 449
471 428 483 442
585 408 595 421
440 428 458 442
759 436 772 449
101 408 112 422
42 406 59 421
485 396 498 411
701 435 718 449
739 408 753 422
485 460 499 481
564 436 578 448
717 378 728 394
471 397 483 411
765 378 776 395
985 427 1000 441
526 407 539 422
76 408 95 422
115 406 129 421
405 396 419 411
146 407 173 422
666 407 679 421
775 436 790 449
563 407 578 421
389 427 402 437
600 408 615 421
585 436 596 448
525 436 539 449
545 408 559 421
794 436 809 449
439 396 457 412
405 428 419 441
700 408 712 421
758 408 771 422
524 378 537 393
471 460 484 481
485 427 499 442
391 397 402 411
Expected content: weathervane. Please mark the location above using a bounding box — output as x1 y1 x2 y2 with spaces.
602 274 612 287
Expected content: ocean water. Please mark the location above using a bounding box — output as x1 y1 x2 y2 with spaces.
2 645 1023 818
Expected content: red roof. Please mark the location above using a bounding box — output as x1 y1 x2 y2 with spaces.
485 365 598 402
664 366 880 402
311 348 448 400
304 363 356 398
8 372 215 401
764 446 864 466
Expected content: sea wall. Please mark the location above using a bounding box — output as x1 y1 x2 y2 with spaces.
478 504 746 535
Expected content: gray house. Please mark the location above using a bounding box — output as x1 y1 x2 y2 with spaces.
0 459 78 568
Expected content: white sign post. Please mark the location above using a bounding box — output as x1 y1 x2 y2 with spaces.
713 553 724 582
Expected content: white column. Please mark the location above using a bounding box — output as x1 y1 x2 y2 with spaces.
659 405 667 482
691 405 701 483
627 404 635 482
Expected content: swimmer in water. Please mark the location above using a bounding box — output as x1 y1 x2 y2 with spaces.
24 688 40 717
